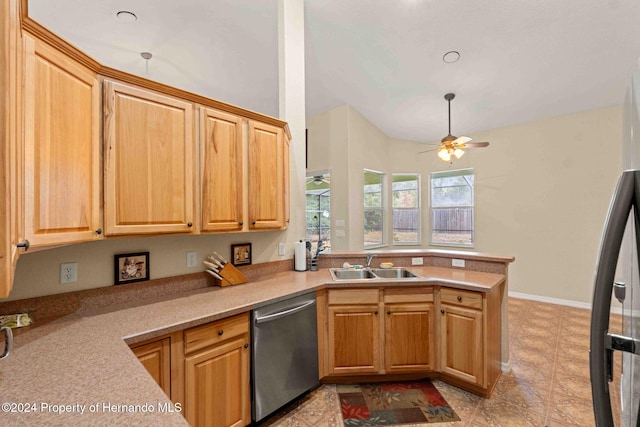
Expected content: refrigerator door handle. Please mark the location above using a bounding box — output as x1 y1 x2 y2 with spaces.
590 170 637 427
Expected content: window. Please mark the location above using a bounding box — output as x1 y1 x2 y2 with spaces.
305 174 330 252
430 169 474 247
364 170 384 247
392 174 420 244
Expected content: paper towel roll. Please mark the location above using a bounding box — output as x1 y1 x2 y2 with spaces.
294 241 307 271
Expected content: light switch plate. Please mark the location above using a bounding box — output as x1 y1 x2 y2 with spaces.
411 257 424 265
452 258 466 268
186 251 197 268
335 229 346 237
278 243 285 256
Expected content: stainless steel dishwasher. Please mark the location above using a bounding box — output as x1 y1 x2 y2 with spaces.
251 291 319 423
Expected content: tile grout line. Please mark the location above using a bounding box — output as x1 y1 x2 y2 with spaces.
542 304 567 426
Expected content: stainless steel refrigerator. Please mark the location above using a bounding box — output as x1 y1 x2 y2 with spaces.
590 67 640 426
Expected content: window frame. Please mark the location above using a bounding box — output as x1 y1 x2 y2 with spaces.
363 169 385 249
305 172 331 252
429 168 474 248
392 173 421 246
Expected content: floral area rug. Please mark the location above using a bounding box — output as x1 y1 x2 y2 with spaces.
337 380 460 426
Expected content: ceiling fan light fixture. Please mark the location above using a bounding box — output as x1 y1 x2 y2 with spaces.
437 147 451 162
453 148 465 159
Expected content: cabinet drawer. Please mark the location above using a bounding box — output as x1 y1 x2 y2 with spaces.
184 312 249 354
328 289 379 305
440 288 483 309
383 287 433 304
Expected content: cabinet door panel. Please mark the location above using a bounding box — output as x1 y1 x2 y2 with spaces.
23 35 101 246
385 303 434 373
328 305 380 374
248 121 284 230
440 304 483 385
184 336 250 427
104 80 194 235
131 338 171 397
200 108 243 232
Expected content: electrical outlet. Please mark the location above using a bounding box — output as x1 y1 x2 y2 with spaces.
452 258 466 268
278 243 285 256
411 257 424 266
60 262 78 284
186 251 197 268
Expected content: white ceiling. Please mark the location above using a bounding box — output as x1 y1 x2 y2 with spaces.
29 0 640 143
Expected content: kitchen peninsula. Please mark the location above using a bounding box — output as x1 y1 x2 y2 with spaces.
0 250 513 426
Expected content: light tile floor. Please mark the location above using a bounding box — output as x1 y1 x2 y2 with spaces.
261 297 622 427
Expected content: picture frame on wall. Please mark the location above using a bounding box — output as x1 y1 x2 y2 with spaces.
114 252 150 285
231 243 252 266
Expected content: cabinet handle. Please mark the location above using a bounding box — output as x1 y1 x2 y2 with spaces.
243 343 249 349
187 222 193 227
441 309 445 314
95 228 102 235
374 310 378 315
386 310 391 315
239 221 244 226
17 240 29 251
218 330 224 336
457 296 462 302
252 221 256 225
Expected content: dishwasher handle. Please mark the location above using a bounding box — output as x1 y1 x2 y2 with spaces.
254 300 316 324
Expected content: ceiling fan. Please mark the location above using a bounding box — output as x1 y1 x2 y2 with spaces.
310 175 330 185
419 93 490 162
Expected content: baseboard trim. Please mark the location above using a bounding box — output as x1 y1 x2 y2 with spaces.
508 291 626 315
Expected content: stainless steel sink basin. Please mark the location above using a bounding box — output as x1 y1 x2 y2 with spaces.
329 267 418 281
370 267 418 279
330 268 377 280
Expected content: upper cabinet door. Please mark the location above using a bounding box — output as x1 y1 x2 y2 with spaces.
23 34 101 247
103 80 195 236
199 108 244 232
248 121 286 230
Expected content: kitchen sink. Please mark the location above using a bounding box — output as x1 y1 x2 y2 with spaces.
330 269 377 280
329 267 418 281
370 267 417 279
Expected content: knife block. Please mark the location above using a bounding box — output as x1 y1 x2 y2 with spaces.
214 263 248 287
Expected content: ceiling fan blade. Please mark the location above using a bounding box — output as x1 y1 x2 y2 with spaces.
418 148 439 154
453 136 472 144
464 141 490 148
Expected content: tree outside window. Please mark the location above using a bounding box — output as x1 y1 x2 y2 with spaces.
392 174 420 244
364 170 384 247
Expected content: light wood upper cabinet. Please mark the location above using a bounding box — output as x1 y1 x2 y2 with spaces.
199 108 244 232
103 80 195 236
0 0 22 298
248 121 288 230
22 34 101 247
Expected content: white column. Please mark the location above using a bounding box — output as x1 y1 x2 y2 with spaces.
278 0 306 242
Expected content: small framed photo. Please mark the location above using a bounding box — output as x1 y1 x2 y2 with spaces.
114 252 150 285
231 243 252 266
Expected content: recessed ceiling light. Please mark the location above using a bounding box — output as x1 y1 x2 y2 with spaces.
442 51 460 64
116 11 137 23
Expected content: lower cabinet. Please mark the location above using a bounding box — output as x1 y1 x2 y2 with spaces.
383 288 435 374
439 303 483 385
325 287 434 376
320 285 502 397
130 312 251 427
130 336 172 398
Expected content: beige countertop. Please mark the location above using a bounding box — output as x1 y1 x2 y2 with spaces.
0 266 505 425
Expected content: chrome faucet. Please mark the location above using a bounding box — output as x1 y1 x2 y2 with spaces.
365 254 376 269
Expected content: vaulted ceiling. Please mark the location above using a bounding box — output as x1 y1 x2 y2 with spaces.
29 0 640 142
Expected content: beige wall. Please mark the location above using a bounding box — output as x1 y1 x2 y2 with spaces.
309 104 622 304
